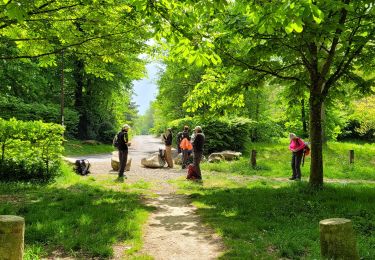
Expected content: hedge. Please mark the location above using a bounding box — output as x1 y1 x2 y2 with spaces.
0 118 64 182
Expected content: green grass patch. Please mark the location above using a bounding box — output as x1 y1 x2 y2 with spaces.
63 139 114 156
203 140 375 181
175 172 375 259
0 163 151 259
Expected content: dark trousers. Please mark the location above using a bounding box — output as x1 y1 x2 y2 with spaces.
182 150 190 168
291 150 303 179
193 151 203 179
119 149 128 177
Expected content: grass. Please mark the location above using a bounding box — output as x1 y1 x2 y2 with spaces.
173 173 375 259
0 162 152 259
63 139 114 156
203 139 375 181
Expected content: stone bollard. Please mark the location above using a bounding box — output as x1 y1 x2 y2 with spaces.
0 215 25 260
319 218 359 260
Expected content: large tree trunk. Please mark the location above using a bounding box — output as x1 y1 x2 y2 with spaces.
309 92 324 187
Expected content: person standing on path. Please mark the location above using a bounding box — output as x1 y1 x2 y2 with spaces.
117 124 130 180
162 128 174 168
192 126 205 180
177 126 192 169
288 133 306 181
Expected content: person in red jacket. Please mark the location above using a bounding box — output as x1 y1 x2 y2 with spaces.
289 133 306 180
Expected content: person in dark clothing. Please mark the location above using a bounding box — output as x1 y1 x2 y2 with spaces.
177 126 191 169
192 126 205 180
288 133 306 180
162 128 174 168
117 124 130 181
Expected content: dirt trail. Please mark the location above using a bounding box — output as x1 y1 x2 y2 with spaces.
67 135 225 259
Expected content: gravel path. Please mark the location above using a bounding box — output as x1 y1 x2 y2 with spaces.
66 135 224 259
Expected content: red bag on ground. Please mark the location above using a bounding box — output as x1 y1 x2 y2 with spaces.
186 164 199 180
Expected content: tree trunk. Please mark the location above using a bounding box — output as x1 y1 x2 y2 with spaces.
301 98 307 137
309 93 324 187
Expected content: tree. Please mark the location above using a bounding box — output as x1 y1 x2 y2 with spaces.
150 0 375 187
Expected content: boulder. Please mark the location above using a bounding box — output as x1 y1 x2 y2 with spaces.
174 153 183 165
220 150 242 161
141 152 163 168
208 153 225 163
111 151 132 171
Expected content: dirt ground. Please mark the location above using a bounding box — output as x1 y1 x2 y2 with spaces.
66 135 225 260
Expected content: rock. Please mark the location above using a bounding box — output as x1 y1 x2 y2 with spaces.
141 153 163 168
220 150 242 160
111 151 132 171
208 153 225 163
174 153 183 165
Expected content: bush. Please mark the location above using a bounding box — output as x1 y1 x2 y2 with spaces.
0 96 78 137
169 117 255 154
0 118 64 182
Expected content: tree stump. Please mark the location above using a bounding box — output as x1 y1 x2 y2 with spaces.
349 150 354 164
0 215 25 260
250 149 257 168
320 218 359 260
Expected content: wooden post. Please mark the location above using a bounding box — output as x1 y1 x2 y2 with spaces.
349 150 354 164
320 218 359 260
0 215 25 260
250 149 257 168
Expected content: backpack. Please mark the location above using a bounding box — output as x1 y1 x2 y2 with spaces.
180 138 193 150
74 159 90 175
302 142 310 166
186 164 199 180
113 133 119 148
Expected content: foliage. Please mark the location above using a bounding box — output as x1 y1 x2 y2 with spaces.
0 162 150 258
0 96 78 137
175 178 375 259
351 95 375 139
151 0 375 186
0 118 64 182
168 117 257 154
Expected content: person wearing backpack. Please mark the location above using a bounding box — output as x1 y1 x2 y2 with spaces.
177 126 192 169
192 126 205 180
288 133 306 181
116 124 130 181
162 128 174 168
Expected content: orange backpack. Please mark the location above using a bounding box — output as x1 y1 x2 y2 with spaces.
180 138 193 150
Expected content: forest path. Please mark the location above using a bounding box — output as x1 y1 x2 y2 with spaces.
67 135 225 259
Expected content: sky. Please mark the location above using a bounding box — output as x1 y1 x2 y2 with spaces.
132 61 162 115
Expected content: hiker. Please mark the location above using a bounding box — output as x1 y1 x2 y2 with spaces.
116 124 130 180
162 128 174 168
177 126 192 169
192 126 205 180
288 133 306 181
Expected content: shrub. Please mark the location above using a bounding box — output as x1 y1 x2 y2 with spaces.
169 117 254 154
0 118 64 182
0 96 78 137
